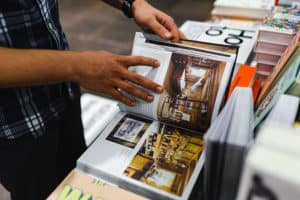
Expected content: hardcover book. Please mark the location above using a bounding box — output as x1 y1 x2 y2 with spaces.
76 32 237 200
237 126 300 200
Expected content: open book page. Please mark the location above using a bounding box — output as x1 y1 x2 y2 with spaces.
119 46 172 120
120 32 237 132
77 112 205 200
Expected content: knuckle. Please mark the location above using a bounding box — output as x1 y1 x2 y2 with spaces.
133 74 144 83
123 83 133 92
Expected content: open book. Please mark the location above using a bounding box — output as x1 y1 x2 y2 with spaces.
77 32 237 200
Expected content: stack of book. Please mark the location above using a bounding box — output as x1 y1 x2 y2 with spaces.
204 87 254 200
236 125 300 200
255 6 300 80
211 0 276 20
254 30 300 126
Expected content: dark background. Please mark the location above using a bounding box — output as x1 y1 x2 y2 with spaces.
59 0 213 54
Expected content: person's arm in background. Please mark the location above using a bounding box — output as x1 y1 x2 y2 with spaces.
0 48 162 106
102 0 185 41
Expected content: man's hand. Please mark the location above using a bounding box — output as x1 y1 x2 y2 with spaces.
74 51 163 106
132 0 186 42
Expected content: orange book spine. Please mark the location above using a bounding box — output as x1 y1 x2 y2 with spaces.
227 65 257 100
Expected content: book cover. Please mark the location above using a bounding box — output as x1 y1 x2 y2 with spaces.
180 20 257 64
47 170 148 200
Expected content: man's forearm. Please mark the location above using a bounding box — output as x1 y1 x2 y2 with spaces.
0 47 79 88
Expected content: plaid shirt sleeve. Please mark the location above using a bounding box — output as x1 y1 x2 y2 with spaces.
0 0 75 139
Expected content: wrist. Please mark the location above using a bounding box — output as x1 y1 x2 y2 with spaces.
132 0 145 17
67 51 85 83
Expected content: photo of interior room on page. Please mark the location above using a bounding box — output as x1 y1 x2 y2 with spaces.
123 123 204 197
121 46 172 120
156 53 226 132
106 114 152 149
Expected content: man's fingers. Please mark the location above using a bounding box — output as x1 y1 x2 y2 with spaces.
179 30 187 40
158 14 181 42
150 19 173 40
110 88 136 106
117 80 154 102
123 70 163 94
119 55 160 68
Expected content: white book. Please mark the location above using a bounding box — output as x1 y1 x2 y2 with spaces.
256 125 300 156
212 0 275 19
237 144 300 200
265 94 300 127
204 87 254 200
180 20 258 65
214 0 275 9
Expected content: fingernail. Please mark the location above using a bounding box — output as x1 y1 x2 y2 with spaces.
147 95 154 102
154 60 160 66
164 32 172 39
156 86 163 93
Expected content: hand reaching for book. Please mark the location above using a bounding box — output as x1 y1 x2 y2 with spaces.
132 0 185 42
74 50 163 106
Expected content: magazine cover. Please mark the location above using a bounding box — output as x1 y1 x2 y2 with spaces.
180 20 257 64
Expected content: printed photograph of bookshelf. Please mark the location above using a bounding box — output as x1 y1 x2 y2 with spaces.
106 115 152 148
157 53 226 131
124 124 204 196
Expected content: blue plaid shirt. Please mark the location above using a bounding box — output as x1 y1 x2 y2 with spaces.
0 0 74 139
